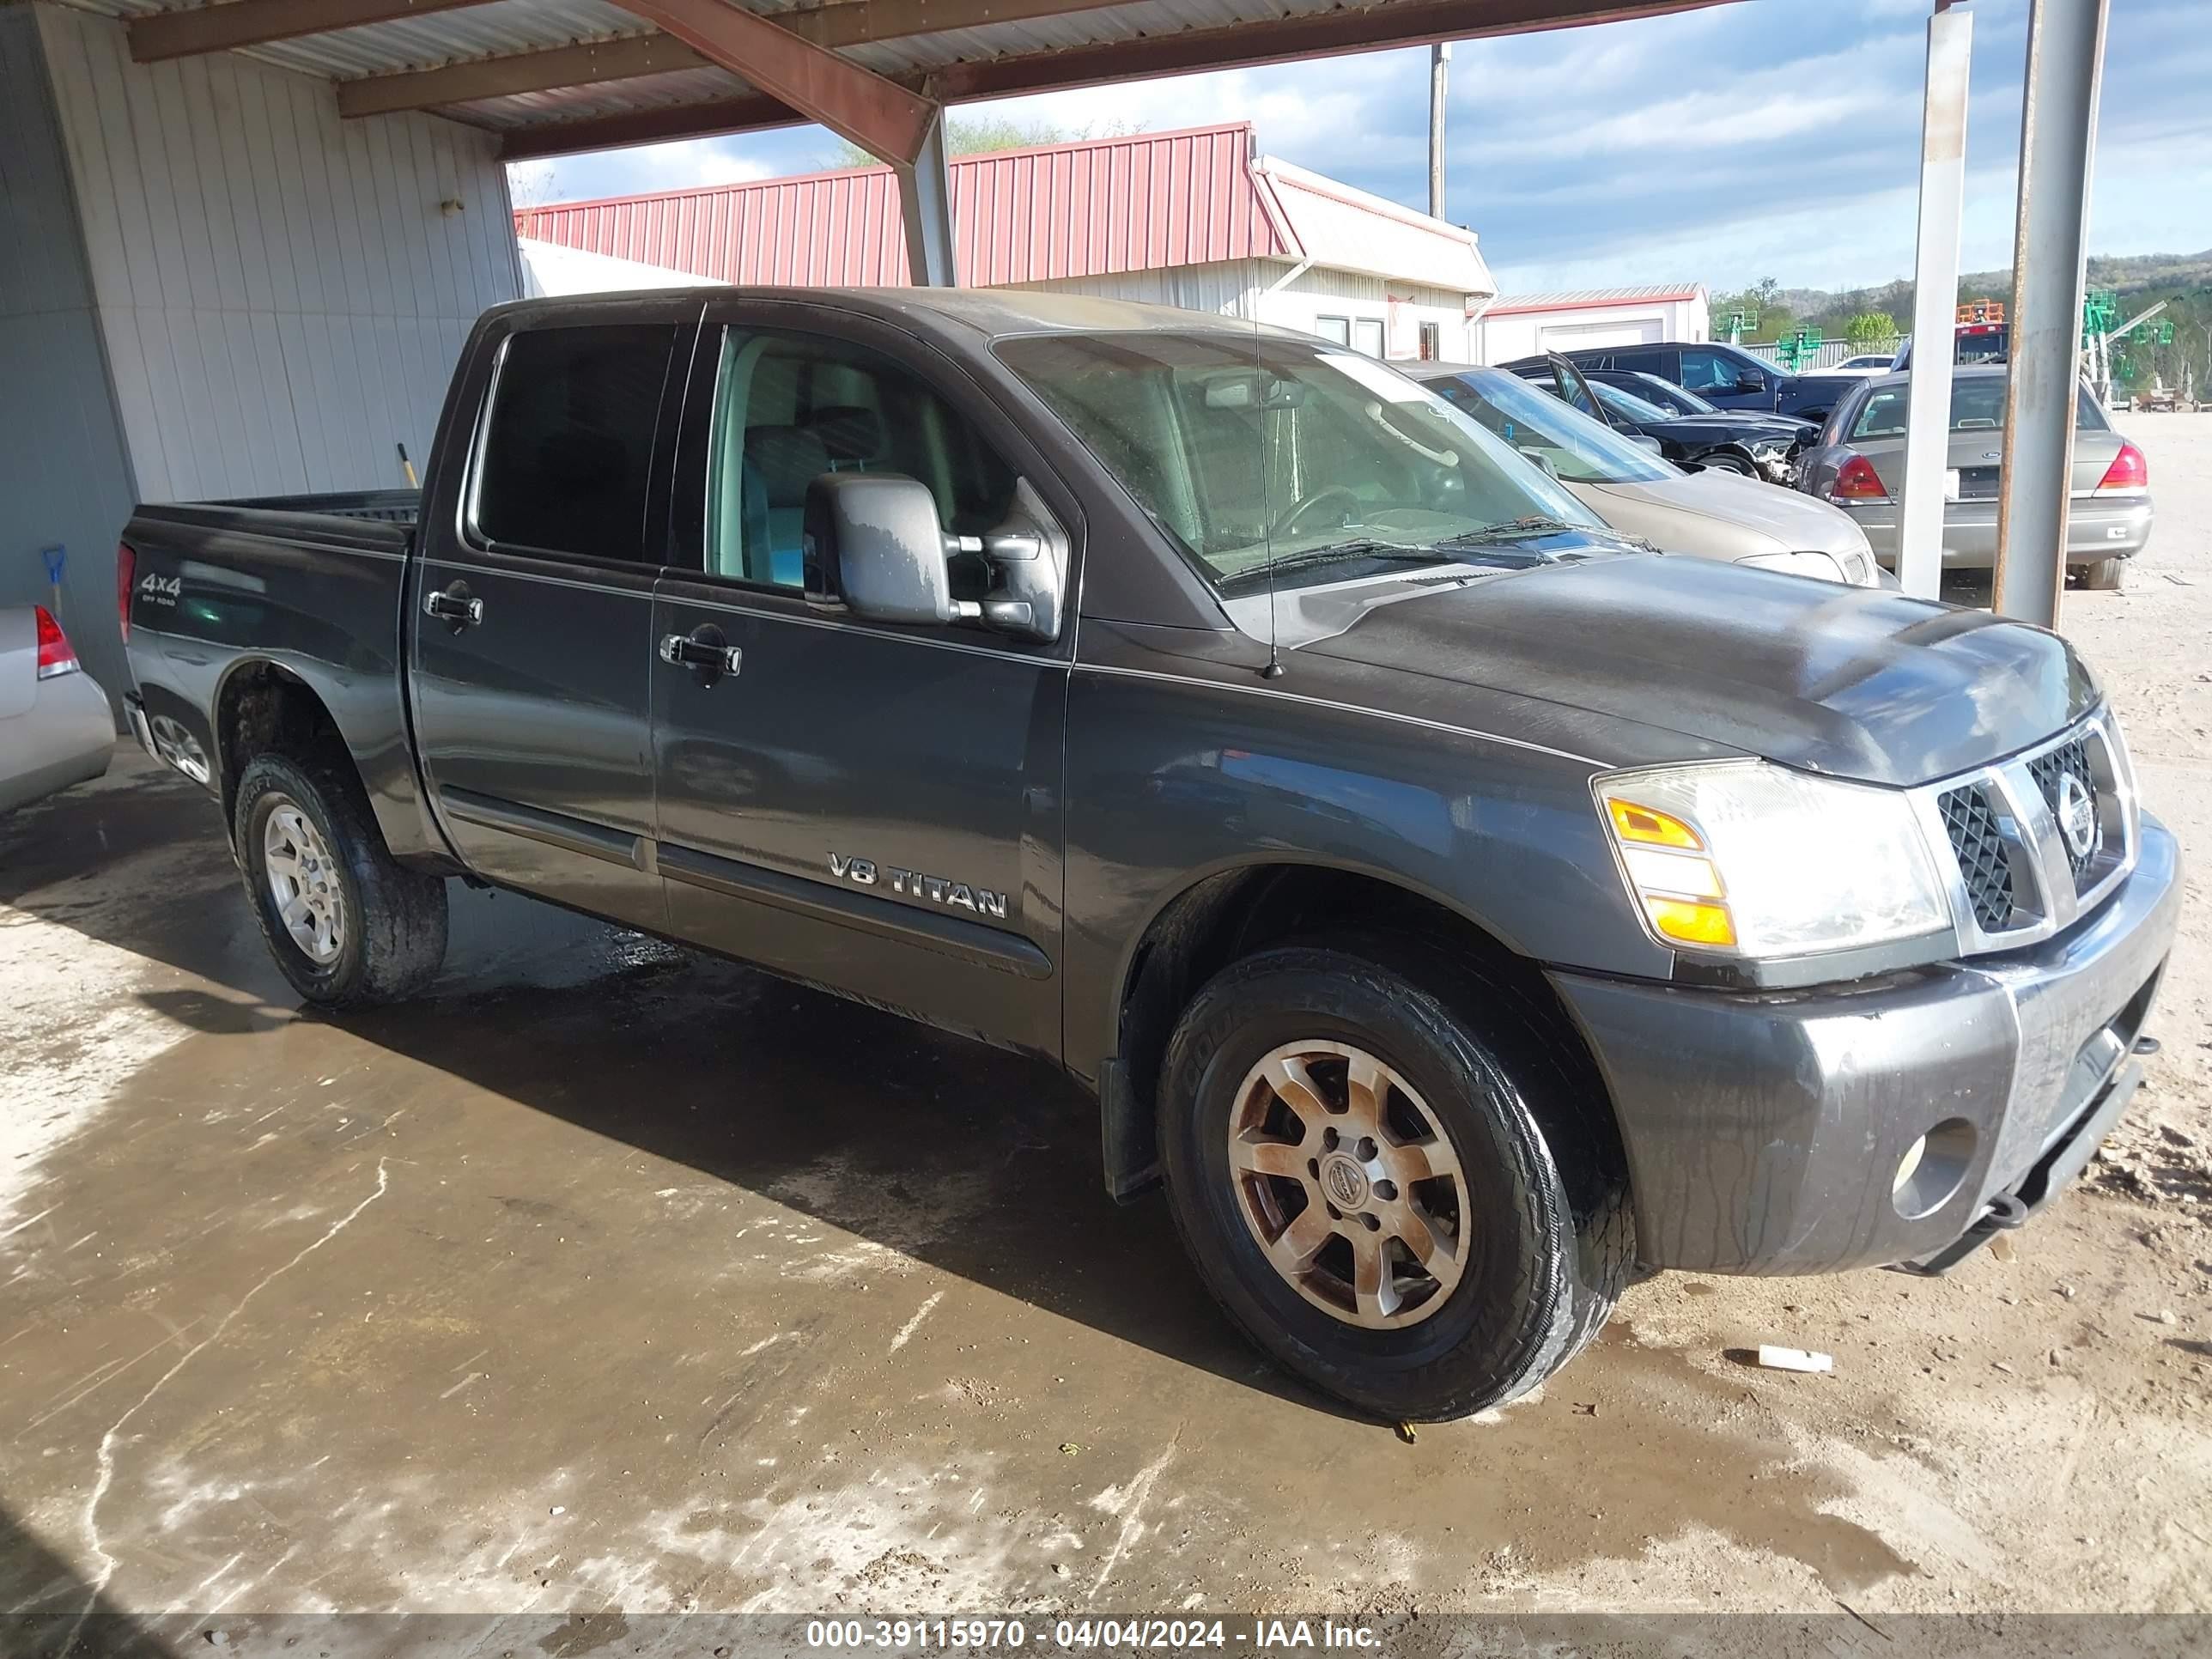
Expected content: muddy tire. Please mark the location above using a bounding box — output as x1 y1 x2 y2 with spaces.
1158 945 1632 1421
2071 557 2127 592
233 750 447 1007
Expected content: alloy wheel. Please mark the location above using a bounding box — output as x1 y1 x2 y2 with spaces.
1226 1040 1470 1329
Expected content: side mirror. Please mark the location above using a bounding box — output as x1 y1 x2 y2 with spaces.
1627 434 1665 455
1735 372 1768 393
1517 444 1559 479
804 474 979 626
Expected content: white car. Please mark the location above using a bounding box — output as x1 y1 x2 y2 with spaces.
1 605 114 813
1415 364 1883 586
1826 355 1897 376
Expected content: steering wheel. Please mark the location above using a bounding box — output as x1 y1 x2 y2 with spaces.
1271 484 1364 539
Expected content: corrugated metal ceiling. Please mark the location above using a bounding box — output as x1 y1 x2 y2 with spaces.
59 1 1728 143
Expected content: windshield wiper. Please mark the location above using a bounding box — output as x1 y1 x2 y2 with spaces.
1223 541 1450 586
1435 516 1583 544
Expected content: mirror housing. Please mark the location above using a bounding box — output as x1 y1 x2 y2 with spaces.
1735 371 1768 393
803 471 1069 644
804 473 978 626
1628 433 1665 455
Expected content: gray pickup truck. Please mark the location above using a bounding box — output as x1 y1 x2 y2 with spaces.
118 289 2179 1421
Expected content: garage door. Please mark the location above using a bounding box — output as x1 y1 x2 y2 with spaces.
1535 318 1664 352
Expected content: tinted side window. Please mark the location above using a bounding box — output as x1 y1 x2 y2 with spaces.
703 326 1018 588
1677 348 1745 393
475 325 677 563
1612 348 1662 374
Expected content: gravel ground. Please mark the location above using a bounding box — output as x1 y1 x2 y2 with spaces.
0 421 2208 1642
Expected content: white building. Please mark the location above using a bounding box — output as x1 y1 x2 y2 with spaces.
516 122 1497 363
1470 284 1711 364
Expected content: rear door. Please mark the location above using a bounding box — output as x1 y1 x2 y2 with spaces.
648 305 1074 1059
408 302 695 930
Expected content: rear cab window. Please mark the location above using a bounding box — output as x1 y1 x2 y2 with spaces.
1849 379 2109 441
471 324 678 564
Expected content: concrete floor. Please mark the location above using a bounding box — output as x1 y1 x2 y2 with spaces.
5 424 2212 1648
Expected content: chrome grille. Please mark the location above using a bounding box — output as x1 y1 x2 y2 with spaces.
1911 712 2138 957
1938 786 2014 930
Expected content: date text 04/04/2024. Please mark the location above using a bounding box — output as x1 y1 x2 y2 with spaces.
804 1619 1382 1650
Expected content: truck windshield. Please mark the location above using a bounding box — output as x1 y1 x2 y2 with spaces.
1431 368 1676 485
996 331 1602 591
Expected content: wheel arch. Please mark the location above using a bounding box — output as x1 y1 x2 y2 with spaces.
1099 859 1626 1209
210 654 453 867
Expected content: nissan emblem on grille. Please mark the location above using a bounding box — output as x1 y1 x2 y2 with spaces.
2057 772 2098 860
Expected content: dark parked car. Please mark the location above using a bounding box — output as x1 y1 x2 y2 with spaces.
118 289 2178 1422
1500 340 1793 411
1518 359 1815 483
1775 373 1869 427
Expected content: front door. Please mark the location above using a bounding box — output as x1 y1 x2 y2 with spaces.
649 313 1073 1059
410 310 690 931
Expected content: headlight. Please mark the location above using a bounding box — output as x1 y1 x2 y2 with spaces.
1738 550 1845 584
1595 761 1951 958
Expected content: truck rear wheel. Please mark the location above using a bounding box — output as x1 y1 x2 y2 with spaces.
1158 945 1630 1420
234 751 447 1007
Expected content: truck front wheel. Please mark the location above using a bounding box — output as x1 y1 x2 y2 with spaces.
234 751 447 1007
1158 945 1630 1420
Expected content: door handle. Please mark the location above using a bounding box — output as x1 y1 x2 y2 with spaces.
423 587 483 626
659 632 742 678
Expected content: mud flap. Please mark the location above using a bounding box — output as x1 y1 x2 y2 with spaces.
1098 1057 1161 1204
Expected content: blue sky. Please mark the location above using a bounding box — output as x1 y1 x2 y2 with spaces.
512 0 2212 296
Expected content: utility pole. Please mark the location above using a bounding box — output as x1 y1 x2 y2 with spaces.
1429 42 1450 219
1896 1 1973 601
1993 0 2110 626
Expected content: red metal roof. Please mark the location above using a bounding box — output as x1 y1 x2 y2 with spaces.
515 122 1300 287
1481 285 1706 317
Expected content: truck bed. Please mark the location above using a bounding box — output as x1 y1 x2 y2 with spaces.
121 486 434 863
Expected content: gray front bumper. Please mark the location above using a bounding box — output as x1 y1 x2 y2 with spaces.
1548 813 2181 1276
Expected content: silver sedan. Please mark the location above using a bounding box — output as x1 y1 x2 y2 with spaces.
1796 366 2153 590
1 605 114 814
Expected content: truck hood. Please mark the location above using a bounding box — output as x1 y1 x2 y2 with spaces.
1304 553 2097 787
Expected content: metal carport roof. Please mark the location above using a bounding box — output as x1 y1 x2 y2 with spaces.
60 0 1735 159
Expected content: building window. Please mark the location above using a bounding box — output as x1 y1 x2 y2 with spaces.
1352 318 1385 359
1315 315 1351 347
1419 322 1442 362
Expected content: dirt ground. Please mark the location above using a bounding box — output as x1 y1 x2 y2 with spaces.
3 419 2209 1639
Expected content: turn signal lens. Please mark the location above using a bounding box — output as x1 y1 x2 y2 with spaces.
1644 896 1738 948
1607 798 1703 849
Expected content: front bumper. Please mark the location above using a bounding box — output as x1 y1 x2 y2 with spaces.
1548 813 2180 1275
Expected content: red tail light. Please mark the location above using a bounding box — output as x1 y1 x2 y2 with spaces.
34 605 80 680
2095 441 2148 494
117 541 136 644
1829 454 1890 501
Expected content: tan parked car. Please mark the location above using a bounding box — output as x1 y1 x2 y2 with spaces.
1 605 113 814
1413 363 1882 586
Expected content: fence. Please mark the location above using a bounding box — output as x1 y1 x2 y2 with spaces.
1740 337 1902 372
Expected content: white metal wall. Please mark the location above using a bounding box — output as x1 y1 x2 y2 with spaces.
1 5 143 703
1001 260 1476 362
1472 295 1711 365
33 3 522 503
